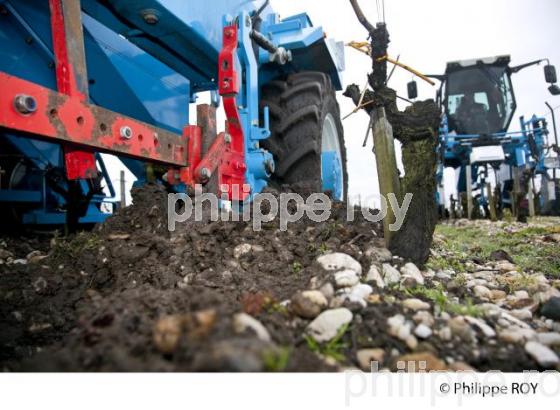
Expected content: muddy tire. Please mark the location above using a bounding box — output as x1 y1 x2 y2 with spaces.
260 72 347 200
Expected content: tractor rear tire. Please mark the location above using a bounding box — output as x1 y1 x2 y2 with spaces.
260 72 347 200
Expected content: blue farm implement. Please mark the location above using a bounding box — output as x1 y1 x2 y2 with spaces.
0 0 347 228
409 55 560 218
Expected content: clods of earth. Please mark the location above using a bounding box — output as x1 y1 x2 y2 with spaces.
1 184 560 372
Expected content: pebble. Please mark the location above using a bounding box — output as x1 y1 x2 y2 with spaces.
402 298 431 311
498 326 536 344
356 348 385 371
413 311 435 327
510 309 532 321
317 253 362 275
414 324 433 339
153 315 183 354
382 264 401 285
393 352 447 372
387 314 410 340
334 270 360 288
540 297 560 321
233 243 252 259
306 308 353 343
496 261 517 273
490 290 507 301
449 316 476 342
347 284 373 302
291 291 328 319
537 332 560 346
32 277 48 293
473 285 492 300
400 262 424 286
0 248 13 259
525 341 560 368
464 316 496 338
233 313 271 342
449 362 476 371
365 247 392 263
365 265 385 288
438 326 452 341
319 282 335 300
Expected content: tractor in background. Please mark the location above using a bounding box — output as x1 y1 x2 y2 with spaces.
0 0 347 229
408 55 560 219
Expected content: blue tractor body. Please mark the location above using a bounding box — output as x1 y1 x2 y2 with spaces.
0 0 345 226
433 55 559 215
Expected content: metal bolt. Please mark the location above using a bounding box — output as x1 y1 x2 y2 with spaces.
141 9 159 24
224 133 232 144
120 126 133 139
13 94 37 115
265 159 275 175
199 168 211 180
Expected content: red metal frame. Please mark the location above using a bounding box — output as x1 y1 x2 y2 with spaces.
50 0 97 180
167 24 248 202
0 5 248 199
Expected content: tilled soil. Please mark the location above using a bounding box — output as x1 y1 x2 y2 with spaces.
1 185 559 372
0 184 381 371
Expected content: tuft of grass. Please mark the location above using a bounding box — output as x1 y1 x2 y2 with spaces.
263 347 291 372
305 323 349 362
497 273 539 293
405 285 483 317
51 232 102 261
429 223 560 277
405 284 448 311
291 261 303 274
447 298 484 317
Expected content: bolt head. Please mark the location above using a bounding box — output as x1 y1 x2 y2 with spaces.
141 9 159 24
120 126 133 139
13 94 37 115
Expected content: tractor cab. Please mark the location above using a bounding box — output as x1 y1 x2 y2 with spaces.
444 56 516 136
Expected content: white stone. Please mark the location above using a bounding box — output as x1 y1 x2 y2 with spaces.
365 265 385 288
525 341 560 368
413 311 435 327
400 262 425 286
233 313 271 342
382 264 401 285
498 326 536 344
414 324 433 339
464 316 496 338
438 326 452 341
510 309 532 321
536 332 560 347
317 253 362 275
334 270 360 288
402 298 431 311
306 308 353 343
319 283 335 300
473 285 492 300
348 284 374 301
233 243 253 259
365 247 392 263
301 290 329 308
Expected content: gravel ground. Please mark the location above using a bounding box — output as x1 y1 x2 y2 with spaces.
1 185 559 372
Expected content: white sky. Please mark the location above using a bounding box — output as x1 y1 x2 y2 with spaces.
106 0 560 207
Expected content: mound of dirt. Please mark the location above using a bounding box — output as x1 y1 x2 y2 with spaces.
0 184 383 371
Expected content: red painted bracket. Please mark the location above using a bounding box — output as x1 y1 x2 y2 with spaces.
168 24 248 202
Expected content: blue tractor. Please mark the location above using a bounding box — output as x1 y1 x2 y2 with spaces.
0 0 347 228
412 55 560 218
